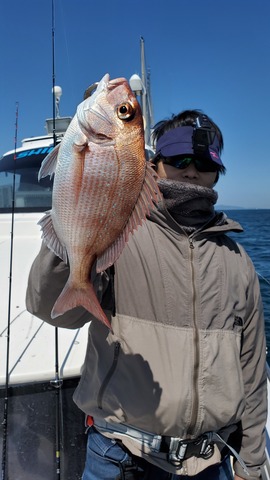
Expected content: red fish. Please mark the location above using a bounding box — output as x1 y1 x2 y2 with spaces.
38 74 161 329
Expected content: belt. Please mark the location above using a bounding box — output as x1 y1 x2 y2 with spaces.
92 417 249 474
93 418 214 465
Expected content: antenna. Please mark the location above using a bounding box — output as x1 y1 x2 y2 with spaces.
140 37 153 146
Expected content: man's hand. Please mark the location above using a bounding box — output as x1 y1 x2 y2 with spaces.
234 475 245 480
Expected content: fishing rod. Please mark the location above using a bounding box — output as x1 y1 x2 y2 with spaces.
257 272 270 287
50 328 63 480
50 0 64 478
1 102 19 480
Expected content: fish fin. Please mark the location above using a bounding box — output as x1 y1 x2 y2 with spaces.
51 280 112 330
96 163 162 272
38 144 60 180
38 211 68 263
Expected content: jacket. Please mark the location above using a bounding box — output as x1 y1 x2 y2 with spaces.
26 208 267 479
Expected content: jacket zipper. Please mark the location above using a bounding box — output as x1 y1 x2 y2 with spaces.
97 341 121 410
187 237 200 436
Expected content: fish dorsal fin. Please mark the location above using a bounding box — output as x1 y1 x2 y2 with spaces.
96 162 162 272
38 144 60 180
38 210 68 264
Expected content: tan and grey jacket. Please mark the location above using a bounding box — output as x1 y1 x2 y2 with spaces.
26 209 267 479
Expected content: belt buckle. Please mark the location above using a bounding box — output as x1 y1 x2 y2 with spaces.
168 437 185 466
168 435 214 466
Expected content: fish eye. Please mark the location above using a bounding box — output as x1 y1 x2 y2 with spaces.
117 102 135 120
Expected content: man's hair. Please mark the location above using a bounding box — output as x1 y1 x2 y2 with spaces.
152 109 226 182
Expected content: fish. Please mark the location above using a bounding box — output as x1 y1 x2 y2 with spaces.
38 73 161 329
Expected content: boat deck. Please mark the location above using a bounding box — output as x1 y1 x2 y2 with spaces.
0 213 88 387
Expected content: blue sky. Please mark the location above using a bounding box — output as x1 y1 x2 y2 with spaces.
1 0 269 208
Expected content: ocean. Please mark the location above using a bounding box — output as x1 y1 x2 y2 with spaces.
222 209 270 361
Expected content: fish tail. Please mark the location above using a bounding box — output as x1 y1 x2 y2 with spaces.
51 281 112 330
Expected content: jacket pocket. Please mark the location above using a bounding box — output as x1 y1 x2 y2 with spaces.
201 328 245 433
97 341 121 410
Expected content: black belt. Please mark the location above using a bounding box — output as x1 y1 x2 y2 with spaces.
93 418 215 463
159 434 215 466
93 419 248 472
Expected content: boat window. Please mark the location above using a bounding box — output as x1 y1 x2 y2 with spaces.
0 147 54 213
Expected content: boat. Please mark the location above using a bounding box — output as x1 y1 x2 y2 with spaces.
0 94 90 479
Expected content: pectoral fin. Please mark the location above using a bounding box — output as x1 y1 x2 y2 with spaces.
38 210 68 264
38 144 60 180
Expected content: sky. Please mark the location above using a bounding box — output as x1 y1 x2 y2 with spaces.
0 0 270 208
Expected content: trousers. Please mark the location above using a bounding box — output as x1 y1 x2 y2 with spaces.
81 427 234 480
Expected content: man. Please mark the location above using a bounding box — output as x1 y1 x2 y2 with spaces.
26 109 267 480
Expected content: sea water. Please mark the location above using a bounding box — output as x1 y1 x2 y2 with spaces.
222 209 270 361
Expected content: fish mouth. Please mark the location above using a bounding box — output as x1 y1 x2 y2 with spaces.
84 74 130 105
83 73 110 105
83 75 128 101
77 73 136 145
77 74 136 144
77 74 112 141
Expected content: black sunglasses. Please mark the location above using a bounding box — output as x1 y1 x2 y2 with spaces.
162 156 219 173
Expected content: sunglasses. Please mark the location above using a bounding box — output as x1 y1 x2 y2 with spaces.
162 156 219 173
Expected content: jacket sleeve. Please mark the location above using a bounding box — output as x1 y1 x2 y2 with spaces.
26 242 91 328
233 253 267 480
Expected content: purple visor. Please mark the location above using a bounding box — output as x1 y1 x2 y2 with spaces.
155 126 224 166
